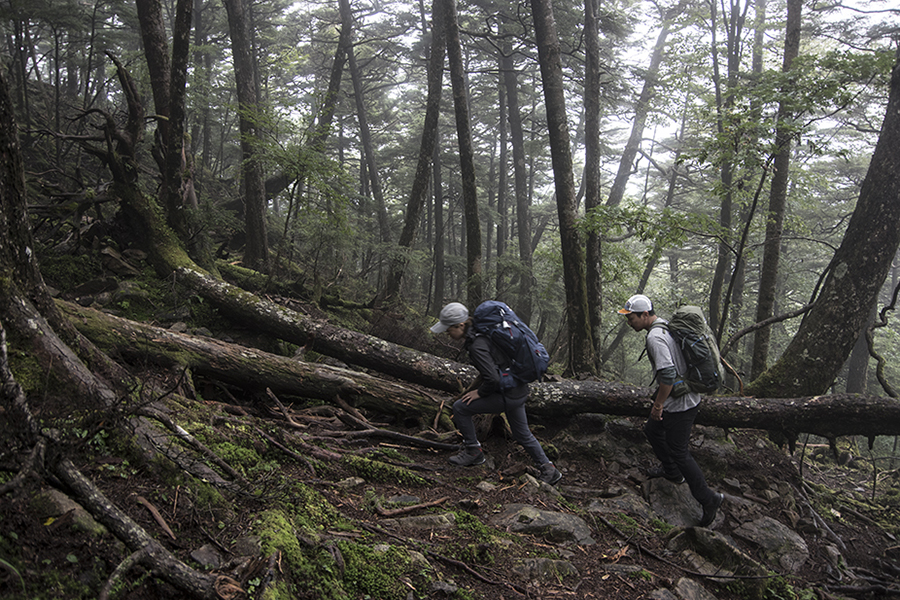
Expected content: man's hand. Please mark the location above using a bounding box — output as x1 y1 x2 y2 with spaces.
650 403 664 421
461 390 480 404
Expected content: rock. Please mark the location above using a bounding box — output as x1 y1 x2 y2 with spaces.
381 512 457 531
100 246 141 276
643 477 701 527
233 535 262 557
512 557 578 580
336 477 365 488
29 488 107 537
490 504 595 545
733 516 809 573
586 489 653 521
190 544 222 569
673 577 718 600
430 581 458 596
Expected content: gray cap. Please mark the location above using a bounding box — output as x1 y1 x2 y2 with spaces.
430 302 469 333
618 294 653 315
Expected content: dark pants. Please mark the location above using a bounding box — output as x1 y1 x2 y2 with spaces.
452 393 550 466
644 404 716 506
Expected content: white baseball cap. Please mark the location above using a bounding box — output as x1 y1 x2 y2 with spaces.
617 294 653 315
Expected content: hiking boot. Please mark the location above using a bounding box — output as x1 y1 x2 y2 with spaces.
698 492 724 527
539 462 562 485
647 465 685 484
448 446 485 466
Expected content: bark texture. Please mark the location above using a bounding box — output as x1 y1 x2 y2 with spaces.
748 51 900 397
530 0 595 375
60 301 452 426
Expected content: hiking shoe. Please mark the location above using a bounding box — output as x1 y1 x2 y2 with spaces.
539 462 562 485
448 447 485 466
647 465 685 484
699 492 724 527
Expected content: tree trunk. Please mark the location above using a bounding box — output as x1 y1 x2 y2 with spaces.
384 0 446 302
175 266 478 392
751 0 801 378
707 0 744 337
525 381 900 440
499 41 535 321
530 0 595 375
748 50 900 397
264 10 350 200
223 0 269 272
604 12 674 208
59 302 452 426
444 0 483 307
58 302 900 442
346 29 391 247
583 0 602 363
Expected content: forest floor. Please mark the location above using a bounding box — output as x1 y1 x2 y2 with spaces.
3 385 899 600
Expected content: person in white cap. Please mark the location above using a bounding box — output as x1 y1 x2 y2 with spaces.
431 302 562 484
619 294 723 527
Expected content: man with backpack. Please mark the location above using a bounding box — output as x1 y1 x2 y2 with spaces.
618 294 724 527
431 302 562 485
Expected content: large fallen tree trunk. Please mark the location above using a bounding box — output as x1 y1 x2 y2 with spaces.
526 379 900 440
62 301 900 441
60 301 452 427
175 266 477 392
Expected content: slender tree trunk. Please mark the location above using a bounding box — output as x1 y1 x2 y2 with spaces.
496 48 509 296
444 0 483 306
707 0 747 337
751 0 801 378
605 11 675 208
502 40 533 321
346 36 391 246
431 130 446 313
748 50 900 397
223 0 268 272
530 0 595 375
383 0 446 302
583 0 603 361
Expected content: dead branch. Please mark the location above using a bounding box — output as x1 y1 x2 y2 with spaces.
133 495 177 540
374 496 450 517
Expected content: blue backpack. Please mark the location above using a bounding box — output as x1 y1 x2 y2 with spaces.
472 300 550 389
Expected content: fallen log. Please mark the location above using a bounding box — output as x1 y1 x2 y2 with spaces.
175 266 476 393
525 379 900 440
59 300 453 427
61 301 900 440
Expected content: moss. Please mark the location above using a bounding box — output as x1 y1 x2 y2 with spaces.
454 511 495 544
37 253 104 292
253 510 347 600
337 540 420 600
340 454 427 486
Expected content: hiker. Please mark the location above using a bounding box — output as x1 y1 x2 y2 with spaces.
430 302 562 485
618 294 723 527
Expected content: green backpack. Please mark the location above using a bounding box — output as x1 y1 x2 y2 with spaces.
651 305 725 394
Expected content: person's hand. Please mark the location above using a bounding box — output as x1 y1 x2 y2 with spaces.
650 403 663 421
461 390 480 404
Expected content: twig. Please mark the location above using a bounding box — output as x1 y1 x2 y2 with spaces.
98 549 147 600
133 495 177 540
374 496 450 517
266 387 304 428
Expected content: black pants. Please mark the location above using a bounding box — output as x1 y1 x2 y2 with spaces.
644 404 717 506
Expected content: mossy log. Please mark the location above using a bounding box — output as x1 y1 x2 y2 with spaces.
175 266 476 393
59 301 452 427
